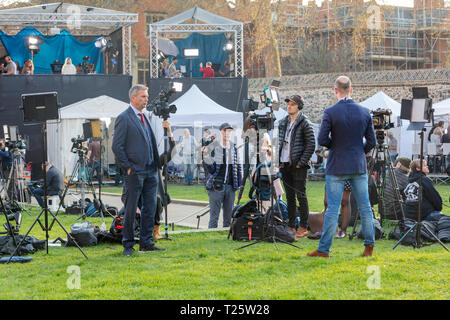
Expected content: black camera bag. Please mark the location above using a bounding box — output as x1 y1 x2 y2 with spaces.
231 211 265 241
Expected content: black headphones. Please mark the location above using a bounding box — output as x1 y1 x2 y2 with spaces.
285 95 304 110
297 97 304 110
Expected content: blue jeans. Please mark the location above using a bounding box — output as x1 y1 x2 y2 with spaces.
122 165 158 249
88 161 102 184
29 186 44 208
318 174 375 254
184 163 194 183
208 184 235 228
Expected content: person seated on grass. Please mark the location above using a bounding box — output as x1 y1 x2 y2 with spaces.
404 159 443 222
383 156 411 221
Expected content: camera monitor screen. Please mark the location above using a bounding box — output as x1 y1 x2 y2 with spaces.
183 48 199 58
270 88 280 103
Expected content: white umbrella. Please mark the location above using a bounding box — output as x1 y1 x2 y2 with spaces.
157 38 179 56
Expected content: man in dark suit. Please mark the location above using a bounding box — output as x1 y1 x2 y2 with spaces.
308 76 377 258
112 84 165 256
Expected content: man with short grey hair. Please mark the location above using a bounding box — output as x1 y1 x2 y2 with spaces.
113 84 165 256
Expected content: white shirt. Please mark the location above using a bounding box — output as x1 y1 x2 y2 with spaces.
280 121 295 163
61 64 77 75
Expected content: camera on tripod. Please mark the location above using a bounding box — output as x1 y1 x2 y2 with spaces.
247 112 275 131
242 81 281 132
4 140 27 151
148 81 183 120
243 97 276 131
70 136 87 154
371 108 394 143
1 125 27 151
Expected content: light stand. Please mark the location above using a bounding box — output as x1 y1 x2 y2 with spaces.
393 127 448 251
6 92 88 264
393 87 449 251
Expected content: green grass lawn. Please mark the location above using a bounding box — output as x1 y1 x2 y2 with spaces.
104 181 450 215
0 181 449 300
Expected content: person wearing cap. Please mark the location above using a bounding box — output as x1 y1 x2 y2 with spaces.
278 94 316 239
203 123 242 229
308 76 376 258
383 157 411 221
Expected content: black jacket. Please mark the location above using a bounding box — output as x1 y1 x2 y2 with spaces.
278 113 315 167
404 170 442 221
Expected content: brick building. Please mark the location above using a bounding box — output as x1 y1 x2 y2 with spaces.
244 0 449 78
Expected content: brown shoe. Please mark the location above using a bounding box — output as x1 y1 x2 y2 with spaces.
296 226 309 238
363 244 374 257
289 228 299 241
306 249 329 258
153 225 163 241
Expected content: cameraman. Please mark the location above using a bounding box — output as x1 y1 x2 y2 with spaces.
387 131 398 163
0 139 12 178
87 138 102 185
28 162 64 208
203 123 242 229
278 95 316 239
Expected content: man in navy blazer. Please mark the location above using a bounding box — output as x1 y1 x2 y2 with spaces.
307 76 377 258
112 84 165 256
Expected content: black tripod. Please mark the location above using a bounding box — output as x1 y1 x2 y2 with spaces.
349 134 406 240
393 128 449 251
7 122 88 263
159 125 172 241
237 162 301 251
235 125 301 251
0 195 18 247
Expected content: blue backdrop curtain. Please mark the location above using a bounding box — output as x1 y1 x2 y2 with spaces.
174 33 228 78
0 27 104 74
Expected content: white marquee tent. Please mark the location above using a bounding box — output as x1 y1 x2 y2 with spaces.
169 84 243 129
47 95 130 177
360 91 414 158
434 97 450 118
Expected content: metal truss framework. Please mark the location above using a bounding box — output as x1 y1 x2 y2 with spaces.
149 23 244 78
0 3 138 75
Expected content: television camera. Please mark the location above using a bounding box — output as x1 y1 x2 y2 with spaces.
242 80 281 132
70 136 87 155
1 125 27 151
371 108 394 144
148 82 183 120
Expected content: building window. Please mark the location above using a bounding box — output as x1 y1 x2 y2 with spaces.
137 58 149 85
145 12 168 38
